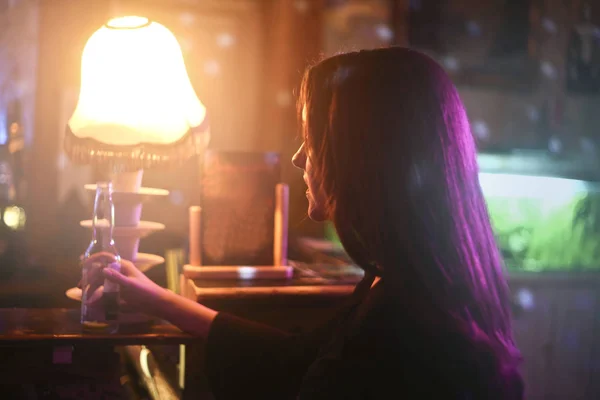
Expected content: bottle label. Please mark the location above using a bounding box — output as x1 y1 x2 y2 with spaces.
103 261 121 293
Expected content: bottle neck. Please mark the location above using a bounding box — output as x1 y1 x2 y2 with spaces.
91 183 117 250
103 192 115 247
91 188 100 242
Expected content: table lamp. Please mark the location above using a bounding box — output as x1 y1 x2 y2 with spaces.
64 16 209 265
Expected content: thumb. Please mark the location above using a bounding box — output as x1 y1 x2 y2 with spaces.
103 268 130 286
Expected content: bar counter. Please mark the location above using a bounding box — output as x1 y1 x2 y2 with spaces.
0 308 192 347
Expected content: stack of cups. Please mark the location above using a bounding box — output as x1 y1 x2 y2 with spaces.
110 170 144 262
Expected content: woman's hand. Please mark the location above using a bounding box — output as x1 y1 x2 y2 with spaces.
84 252 170 318
86 252 218 337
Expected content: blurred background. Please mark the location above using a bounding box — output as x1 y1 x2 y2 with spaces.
0 1 599 397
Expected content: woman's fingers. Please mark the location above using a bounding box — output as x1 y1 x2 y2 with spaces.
118 259 139 277
102 267 131 286
86 261 105 283
83 252 117 266
82 254 138 277
85 284 104 305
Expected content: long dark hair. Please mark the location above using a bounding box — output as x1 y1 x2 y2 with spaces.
298 47 522 393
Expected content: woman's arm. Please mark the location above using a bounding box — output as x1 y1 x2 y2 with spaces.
99 254 352 399
153 288 323 398
154 289 217 336
101 258 217 337
203 312 322 399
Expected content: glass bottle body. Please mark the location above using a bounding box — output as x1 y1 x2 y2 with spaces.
81 182 121 333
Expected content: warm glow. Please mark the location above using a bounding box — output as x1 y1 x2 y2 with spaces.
3 206 25 230
68 16 207 146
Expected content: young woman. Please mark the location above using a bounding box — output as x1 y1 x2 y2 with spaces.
98 47 524 399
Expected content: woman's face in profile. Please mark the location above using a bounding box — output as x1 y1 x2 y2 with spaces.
292 142 327 222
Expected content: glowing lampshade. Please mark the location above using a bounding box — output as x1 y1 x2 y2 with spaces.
65 16 209 169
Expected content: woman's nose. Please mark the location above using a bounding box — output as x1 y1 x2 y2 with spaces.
292 144 306 169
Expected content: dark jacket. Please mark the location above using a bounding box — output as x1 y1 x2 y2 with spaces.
205 276 524 399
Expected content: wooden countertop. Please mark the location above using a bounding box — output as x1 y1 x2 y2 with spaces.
0 308 193 346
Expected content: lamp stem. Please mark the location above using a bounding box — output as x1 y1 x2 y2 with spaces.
110 169 144 193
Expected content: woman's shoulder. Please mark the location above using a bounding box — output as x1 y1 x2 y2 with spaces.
346 278 403 338
334 279 524 399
